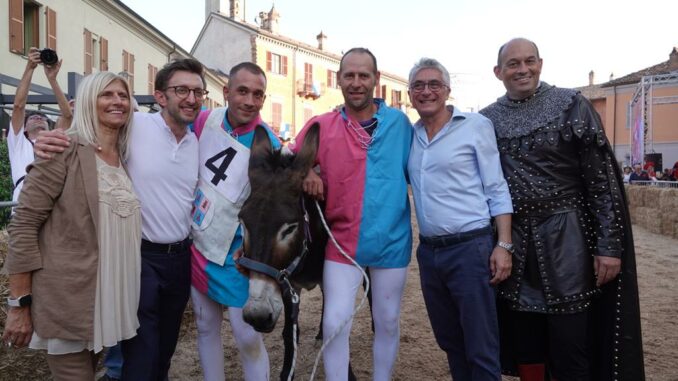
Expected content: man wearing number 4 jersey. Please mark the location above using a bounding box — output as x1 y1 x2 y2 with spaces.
189 62 279 381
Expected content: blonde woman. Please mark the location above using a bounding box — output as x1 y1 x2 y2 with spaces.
3 71 141 380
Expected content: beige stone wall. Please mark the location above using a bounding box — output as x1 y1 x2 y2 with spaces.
626 185 678 239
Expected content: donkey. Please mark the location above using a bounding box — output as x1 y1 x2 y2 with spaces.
238 123 346 380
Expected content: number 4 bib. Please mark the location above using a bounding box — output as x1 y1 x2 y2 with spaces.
198 122 250 204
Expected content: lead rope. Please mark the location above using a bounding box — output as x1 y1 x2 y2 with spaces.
308 200 370 381
283 276 300 381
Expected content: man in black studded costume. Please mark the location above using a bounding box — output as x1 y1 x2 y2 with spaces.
480 38 644 381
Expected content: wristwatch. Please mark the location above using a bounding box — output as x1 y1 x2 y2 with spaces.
7 294 32 308
496 241 515 254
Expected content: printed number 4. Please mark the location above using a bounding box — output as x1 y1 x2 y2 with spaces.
205 148 237 185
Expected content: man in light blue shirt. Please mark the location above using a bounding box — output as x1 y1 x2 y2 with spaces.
407 57 513 381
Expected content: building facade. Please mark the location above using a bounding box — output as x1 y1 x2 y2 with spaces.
1 0 226 129
193 0 419 139
578 48 678 170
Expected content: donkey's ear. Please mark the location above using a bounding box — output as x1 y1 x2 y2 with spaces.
250 126 273 158
249 125 273 176
293 122 320 173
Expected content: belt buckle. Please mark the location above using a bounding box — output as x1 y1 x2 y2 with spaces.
167 243 176 254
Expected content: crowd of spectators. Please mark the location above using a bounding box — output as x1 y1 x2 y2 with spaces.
624 161 678 184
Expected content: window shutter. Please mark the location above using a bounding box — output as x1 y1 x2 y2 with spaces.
84 29 92 74
304 63 313 84
9 0 24 54
381 85 387 100
327 70 331 87
100 37 108 71
45 7 57 50
266 51 272 71
282 55 288 76
148 64 157 94
129 53 135 93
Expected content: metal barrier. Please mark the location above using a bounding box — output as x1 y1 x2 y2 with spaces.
628 180 678 188
0 201 18 208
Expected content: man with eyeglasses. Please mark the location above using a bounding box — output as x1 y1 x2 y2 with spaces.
9 47 72 207
480 38 644 381
407 58 512 380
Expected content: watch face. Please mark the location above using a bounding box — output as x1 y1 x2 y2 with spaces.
8 295 31 307
19 294 32 307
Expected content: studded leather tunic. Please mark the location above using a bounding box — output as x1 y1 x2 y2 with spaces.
481 84 645 380
481 84 624 314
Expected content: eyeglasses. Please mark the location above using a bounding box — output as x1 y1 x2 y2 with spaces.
165 86 209 100
410 80 448 93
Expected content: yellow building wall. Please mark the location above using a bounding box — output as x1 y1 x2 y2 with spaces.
253 36 416 137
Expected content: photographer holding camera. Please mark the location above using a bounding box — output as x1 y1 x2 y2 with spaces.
8 47 72 205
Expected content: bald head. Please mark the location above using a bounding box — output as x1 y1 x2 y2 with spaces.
497 38 540 67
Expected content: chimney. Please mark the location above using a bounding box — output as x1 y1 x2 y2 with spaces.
205 0 228 20
669 47 678 70
230 0 243 21
267 4 280 34
316 31 327 50
588 70 594 86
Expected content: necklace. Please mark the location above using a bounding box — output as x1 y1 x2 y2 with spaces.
347 119 376 150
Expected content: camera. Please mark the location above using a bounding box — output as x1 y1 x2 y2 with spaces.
39 48 59 66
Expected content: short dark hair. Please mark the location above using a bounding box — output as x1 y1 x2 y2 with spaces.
229 62 267 84
155 58 206 91
23 110 51 129
496 38 540 67
339 47 378 74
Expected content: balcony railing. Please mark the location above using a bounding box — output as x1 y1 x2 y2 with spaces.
296 80 324 100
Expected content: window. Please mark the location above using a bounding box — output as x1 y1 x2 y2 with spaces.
91 35 100 71
327 70 337 89
9 0 41 55
304 63 313 87
266 51 287 75
380 85 387 100
391 90 402 107
148 64 158 94
271 102 282 134
122 50 135 93
84 29 108 74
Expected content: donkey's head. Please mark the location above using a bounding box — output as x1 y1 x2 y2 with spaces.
239 123 320 333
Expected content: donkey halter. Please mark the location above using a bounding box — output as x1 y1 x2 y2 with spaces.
235 197 312 303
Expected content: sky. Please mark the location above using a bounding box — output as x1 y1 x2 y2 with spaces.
121 0 678 110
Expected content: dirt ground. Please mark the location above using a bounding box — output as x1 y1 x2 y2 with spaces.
1 221 677 380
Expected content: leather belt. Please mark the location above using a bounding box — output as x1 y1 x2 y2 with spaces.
141 237 191 254
419 226 492 248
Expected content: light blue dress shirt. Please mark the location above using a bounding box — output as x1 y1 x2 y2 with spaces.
408 106 513 237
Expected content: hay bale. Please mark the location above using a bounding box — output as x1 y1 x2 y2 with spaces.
628 206 640 224
659 188 678 210
625 185 644 207
633 207 663 234
641 187 663 209
660 212 678 239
